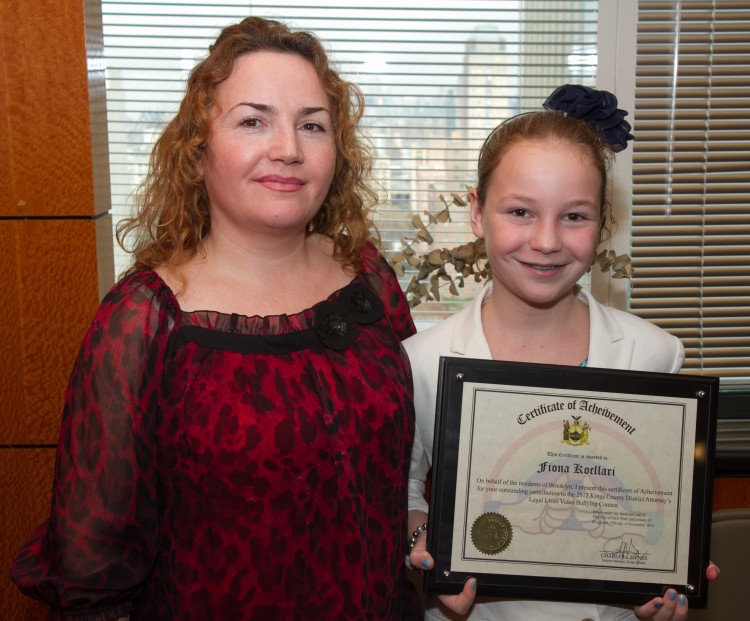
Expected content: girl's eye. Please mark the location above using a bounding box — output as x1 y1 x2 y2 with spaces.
565 212 595 222
510 208 529 218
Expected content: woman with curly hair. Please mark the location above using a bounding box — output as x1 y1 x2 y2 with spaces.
12 16 421 620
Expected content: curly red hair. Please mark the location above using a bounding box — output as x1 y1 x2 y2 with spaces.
117 17 378 276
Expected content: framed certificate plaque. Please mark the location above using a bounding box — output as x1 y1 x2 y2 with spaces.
425 357 719 607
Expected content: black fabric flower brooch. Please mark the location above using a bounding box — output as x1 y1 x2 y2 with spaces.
543 84 634 153
312 283 384 351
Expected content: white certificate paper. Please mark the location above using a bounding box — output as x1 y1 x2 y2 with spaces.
452 383 696 584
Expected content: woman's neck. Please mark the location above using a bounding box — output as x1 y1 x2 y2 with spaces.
158 232 352 316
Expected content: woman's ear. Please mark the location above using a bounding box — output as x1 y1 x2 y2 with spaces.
469 188 485 239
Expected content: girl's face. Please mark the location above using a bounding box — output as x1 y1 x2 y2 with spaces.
471 139 603 309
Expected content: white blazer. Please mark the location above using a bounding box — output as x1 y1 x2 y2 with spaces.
404 283 685 621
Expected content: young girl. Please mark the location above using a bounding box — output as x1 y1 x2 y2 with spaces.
404 85 717 621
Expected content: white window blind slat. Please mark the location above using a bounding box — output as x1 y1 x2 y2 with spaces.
102 0 598 325
100 2 750 467
631 1 750 379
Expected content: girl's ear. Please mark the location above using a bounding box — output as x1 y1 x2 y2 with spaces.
469 188 485 239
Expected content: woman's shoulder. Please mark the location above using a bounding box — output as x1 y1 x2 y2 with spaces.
106 269 174 302
357 240 384 270
356 240 398 289
356 240 416 338
97 270 179 324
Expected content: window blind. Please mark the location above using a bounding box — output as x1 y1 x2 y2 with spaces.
101 0 598 325
630 1 750 378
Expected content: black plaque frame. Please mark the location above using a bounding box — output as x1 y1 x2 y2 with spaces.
425 357 719 607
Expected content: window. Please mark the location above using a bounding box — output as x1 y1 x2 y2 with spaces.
102 1 748 374
629 1 750 473
102 0 598 329
630 1 750 380
101 0 749 468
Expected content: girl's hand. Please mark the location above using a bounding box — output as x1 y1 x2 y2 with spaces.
634 590 687 621
409 544 477 616
706 561 720 581
633 562 719 620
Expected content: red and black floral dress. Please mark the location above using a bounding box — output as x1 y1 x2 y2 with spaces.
12 243 421 621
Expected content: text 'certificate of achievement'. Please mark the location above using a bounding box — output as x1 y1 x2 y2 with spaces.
425 357 719 607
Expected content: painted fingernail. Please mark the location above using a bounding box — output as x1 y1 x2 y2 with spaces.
678 595 686 605
668 591 677 601
470 579 477 590
421 558 431 569
654 602 663 609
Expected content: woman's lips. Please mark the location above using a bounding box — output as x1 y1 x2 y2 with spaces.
257 175 304 192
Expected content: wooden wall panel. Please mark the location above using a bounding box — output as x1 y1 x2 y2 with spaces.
1 0 94 218
0 0 111 616
0 221 25 433
0 449 57 621
0 3 10 208
713 478 750 511
0 220 100 443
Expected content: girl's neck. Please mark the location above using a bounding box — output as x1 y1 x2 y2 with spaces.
480 283 590 366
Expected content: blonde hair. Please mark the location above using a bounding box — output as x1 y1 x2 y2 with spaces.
117 16 378 276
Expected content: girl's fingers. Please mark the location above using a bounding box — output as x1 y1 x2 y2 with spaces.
437 577 477 616
634 589 688 620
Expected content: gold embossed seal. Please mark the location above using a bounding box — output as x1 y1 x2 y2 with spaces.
471 512 512 555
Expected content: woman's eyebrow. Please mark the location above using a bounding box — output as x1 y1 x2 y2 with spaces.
231 102 330 116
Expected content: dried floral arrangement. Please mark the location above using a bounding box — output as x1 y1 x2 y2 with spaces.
387 190 633 308
388 84 636 308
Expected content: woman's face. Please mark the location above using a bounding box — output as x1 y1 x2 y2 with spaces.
202 50 336 238
470 138 603 308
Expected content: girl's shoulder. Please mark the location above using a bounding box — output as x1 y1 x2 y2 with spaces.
582 289 685 372
588 291 674 341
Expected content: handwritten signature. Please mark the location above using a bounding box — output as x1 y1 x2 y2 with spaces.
603 537 641 554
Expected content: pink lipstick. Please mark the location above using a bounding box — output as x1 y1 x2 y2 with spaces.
257 175 304 192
